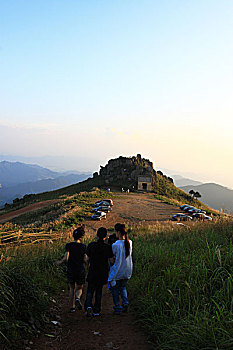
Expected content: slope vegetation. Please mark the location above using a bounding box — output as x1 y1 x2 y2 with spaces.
0 154 208 217
181 183 233 213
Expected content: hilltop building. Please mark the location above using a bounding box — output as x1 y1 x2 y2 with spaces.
138 176 152 191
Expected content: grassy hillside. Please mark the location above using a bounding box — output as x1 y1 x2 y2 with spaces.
180 183 233 213
129 219 233 349
154 173 195 202
0 154 221 223
0 235 70 347
0 190 113 239
0 176 104 214
0 171 208 217
0 219 232 348
152 174 219 216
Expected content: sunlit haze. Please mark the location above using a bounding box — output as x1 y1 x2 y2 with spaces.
1 1 233 188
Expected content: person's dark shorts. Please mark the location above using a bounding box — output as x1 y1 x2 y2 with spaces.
67 270 86 285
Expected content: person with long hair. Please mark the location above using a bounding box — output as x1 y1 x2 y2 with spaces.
84 227 113 316
107 223 121 246
108 223 133 314
57 226 87 313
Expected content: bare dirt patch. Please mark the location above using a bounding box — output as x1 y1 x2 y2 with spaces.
0 193 180 229
0 200 60 224
84 193 180 235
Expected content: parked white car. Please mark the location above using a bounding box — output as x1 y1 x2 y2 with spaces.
91 211 106 220
192 213 212 221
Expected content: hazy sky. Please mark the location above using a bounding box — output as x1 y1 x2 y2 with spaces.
1 1 233 188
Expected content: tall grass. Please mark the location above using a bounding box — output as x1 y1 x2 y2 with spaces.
0 237 68 347
1 211 232 349
0 229 92 347
129 220 233 349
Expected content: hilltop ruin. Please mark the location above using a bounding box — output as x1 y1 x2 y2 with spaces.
93 154 173 191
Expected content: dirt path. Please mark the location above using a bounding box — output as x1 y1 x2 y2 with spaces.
0 200 59 224
31 285 154 350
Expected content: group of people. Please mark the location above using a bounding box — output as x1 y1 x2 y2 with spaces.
57 223 133 316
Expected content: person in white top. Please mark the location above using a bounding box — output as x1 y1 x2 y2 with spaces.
108 223 133 314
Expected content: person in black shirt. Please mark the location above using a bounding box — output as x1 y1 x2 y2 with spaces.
57 226 87 313
84 227 114 316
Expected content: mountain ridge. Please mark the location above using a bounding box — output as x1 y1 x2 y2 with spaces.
0 173 91 207
0 161 91 207
172 174 203 187
0 161 60 187
180 182 233 213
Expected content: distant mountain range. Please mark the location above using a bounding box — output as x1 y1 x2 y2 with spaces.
1 161 233 214
171 174 233 213
180 183 233 213
172 175 203 187
0 161 91 207
0 161 61 187
0 154 97 173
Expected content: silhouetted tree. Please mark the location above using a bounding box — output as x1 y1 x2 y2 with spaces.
194 191 201 199
189 189 195 198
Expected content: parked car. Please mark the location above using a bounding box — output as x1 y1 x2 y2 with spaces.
92 211 106 220
188 208 200 214
188 208 207 214
180 204 189 210
172 213 192 221
94 200 106 207
193 208 202 213
94 200 113 207
192 213 212 221
103 199 113 206
192 213 204 220
181 205 192 211
203 215 212 221
93 205 111 213
184 206 195 212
